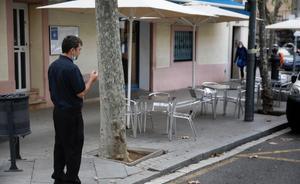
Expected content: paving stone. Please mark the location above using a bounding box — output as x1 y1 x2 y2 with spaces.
94 159 127 179
31 159 52 183
124 165 143 176
79 158 98 184
0 160 34 184
98 170 158 184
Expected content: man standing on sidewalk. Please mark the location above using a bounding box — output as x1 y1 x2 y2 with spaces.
48 35 98 184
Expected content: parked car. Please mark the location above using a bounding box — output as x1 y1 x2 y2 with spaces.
279 47 300 71
286 73 300 133
290 73 300 95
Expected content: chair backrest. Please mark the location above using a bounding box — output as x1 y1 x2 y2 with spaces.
148 92 170 100
124 98 139 113
237 87 246 99
202 82 219 85
148 92 171 112
190 88 216 100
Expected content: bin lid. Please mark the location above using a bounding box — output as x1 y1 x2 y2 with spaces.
0 93 28 101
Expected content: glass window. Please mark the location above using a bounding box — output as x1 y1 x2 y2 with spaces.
174 31 193 62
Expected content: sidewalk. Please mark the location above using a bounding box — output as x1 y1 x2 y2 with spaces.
0 88 288 184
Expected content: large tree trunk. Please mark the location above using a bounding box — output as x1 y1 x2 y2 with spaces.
258 0 273 113
95 0 129 161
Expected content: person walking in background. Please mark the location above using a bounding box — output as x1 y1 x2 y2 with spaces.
48 35 98 184
234 41 248 80
269 45 281 80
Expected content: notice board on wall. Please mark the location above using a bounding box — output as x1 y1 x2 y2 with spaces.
49 26 79 55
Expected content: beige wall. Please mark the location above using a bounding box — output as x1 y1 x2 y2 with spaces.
29 5 44 95
0 0 9 81
197 22 230 65
48 10 97 74
155 23 171 68
154 21 249 68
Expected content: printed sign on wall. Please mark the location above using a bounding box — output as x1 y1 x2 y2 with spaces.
49 26 79 55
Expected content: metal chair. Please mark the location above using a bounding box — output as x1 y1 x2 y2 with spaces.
168 99 198 141
272 81 292 107
225 87 246 119
189 88 217 119
144 92 171 133
124 98 142 138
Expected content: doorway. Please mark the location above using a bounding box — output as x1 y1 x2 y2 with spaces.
231 26 241 79
120 20 140 90
13 3 30 92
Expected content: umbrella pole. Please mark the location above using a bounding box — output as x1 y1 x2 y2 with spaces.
126 17 133 129
192 24 196 89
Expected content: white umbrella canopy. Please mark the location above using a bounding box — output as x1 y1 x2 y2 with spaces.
38 0 213 18
117 0 212 18
37 0 95 13
266 18 300 30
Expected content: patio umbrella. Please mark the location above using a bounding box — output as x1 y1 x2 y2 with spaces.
180 3 248 88
117 0 214 119
38 0 215 126
266 18 300 30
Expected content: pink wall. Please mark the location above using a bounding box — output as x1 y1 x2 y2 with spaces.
0 0 15 94
153 62 226 91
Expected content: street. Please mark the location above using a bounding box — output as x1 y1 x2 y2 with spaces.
168 132 300 184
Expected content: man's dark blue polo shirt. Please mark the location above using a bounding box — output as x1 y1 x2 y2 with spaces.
48 55 85 110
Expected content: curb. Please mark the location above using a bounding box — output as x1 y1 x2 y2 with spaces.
134 122 289 184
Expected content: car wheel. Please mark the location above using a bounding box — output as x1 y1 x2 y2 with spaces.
286 95 300 133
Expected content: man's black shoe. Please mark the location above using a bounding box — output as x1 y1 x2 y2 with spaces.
53 179 64 184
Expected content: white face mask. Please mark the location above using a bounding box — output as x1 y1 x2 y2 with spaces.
239 44 242 48
72 55 78 62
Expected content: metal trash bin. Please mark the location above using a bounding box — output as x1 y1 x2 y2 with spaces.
0 93 31 171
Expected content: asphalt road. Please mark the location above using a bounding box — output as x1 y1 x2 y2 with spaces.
168 132 300 184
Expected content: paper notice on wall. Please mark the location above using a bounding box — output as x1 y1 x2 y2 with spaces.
49 26 79 55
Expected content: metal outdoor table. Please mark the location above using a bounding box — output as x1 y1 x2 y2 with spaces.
201 83 230 115
137 96 175 140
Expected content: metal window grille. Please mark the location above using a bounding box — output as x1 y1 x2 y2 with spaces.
174 31 193 62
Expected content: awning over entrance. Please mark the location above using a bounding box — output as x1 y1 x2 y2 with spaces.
192 0 244 9
221 7 250 17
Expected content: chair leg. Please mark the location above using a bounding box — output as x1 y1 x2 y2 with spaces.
131 114 137 138
137 114 142 134
188 118 197 141
234 100 238 118
166 113 170 134
211 102 215 119
149 112 154 130
143 111 147 133
173 117 177 137
168 115 174 141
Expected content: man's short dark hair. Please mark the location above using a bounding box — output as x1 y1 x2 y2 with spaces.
61 35 83 53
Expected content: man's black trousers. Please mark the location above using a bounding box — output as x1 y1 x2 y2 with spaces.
52 108 84 182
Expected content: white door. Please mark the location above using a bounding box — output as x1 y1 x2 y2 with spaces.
13 3 30 92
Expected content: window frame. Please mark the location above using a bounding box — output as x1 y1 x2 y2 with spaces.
171 26 195 63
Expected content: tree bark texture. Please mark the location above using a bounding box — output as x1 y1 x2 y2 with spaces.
258 0 274 113
266 0 283 57
95 0 129 161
